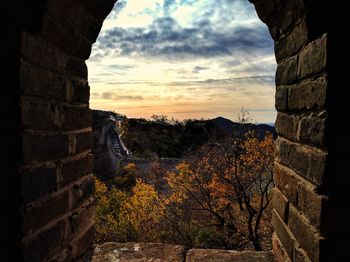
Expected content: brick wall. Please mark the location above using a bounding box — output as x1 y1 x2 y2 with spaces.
17 0 116 261
250 0 350 261
2 0 348 261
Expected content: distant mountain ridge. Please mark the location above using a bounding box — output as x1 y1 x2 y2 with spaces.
210 117 277 140
120 115 277 158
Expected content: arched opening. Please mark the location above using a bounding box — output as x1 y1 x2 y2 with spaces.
5 0 347 261
88 0 277 258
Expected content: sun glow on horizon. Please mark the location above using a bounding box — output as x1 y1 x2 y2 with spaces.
87 0 277 123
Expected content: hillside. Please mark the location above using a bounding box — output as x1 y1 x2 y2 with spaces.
211 117 277 140
120 117 276 158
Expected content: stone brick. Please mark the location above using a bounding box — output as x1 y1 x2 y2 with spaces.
23 220 69 261
21 98 63 130
39 11 92 60
272 233 291 262
186 249 273 262
276 55 298 86
299 113 326 148
275 86 289 112
93 242 187 262
20 62 67 101
46 0 104 43
61 154 94 187
23 133 69 163
272 210 296 260
296 183 323 228
21 32 87 79
70 225 95 259
274 163 298 206
273 232 311 262
288 78 327 111
275 20 308 62
274 163 324 228
294 247 312 262
75 132 93 153
276 138 327 186
70 175 94 209
21 164 57 203
275 113 299 142
298 35 328 79
64 56 88 80
68 79 90 104
288 205 320 260
272 188 289 223
71 201 95 235
276 111 327 148
61 106 91 131
266 0 305 41
249 0 282 25
23 191 70 234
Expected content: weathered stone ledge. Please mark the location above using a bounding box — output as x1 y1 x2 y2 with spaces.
92 242 274 262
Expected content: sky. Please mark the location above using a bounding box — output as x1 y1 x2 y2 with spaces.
86 0 277 124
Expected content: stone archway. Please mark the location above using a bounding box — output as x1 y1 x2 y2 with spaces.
2 0 348 261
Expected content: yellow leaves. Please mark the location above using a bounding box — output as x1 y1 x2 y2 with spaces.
95 177 166 243
94 177 131 243
123 162 137 175
124 179 165 242
94 129 275 248
94 177 108 196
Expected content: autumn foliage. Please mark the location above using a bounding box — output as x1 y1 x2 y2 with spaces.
165 131 274 250
95 130 275 251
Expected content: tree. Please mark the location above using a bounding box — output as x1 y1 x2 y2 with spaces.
94 177 165 243
112 162 137 190
124 179 165 242
94 178 134 243
166 131 275 250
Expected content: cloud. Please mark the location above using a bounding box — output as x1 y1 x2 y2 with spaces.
100 92 144 101
163 0 177 16
169 75 276 88
103 74 274 88
93 14 273 61
192 66 208 74
88 0 277 123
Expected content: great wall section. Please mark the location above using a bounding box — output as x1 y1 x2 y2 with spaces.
92 110 182 181
1 0 348 261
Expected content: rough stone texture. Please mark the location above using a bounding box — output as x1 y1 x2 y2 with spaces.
2 0 349 261
272 233 292 262
275 112 327 148
92 243 274 262
275 20 308 62
287 206 320 261
288 78 327 111
272 188 289 223
276 138 327 186
251 1 350 260
275 55 298 86
298 35 328 79
92 242 186 262
186 249 273 262
10 0 117 260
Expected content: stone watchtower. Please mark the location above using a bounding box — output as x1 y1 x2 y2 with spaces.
1 0 349 261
